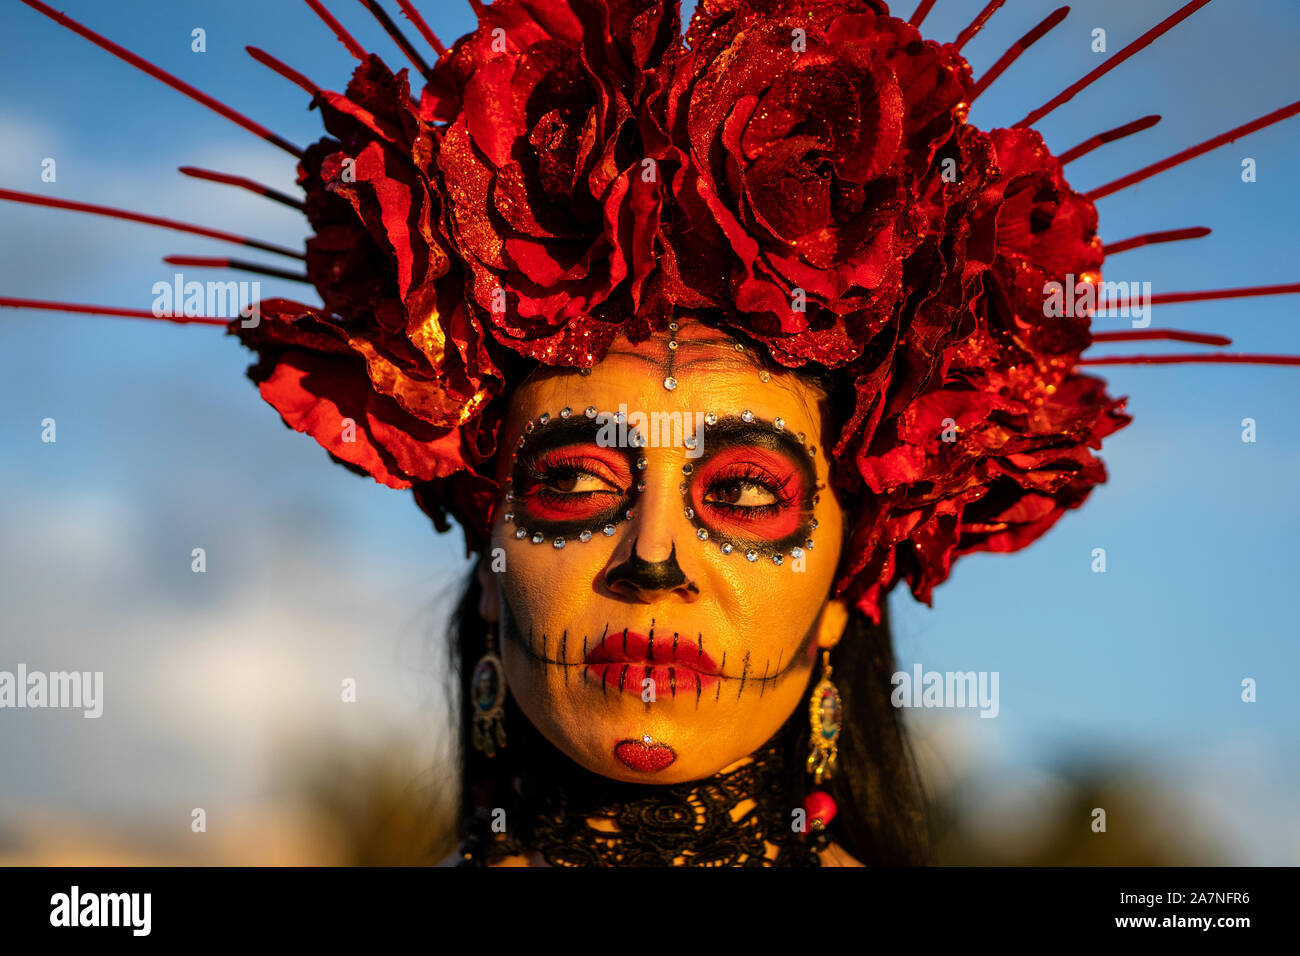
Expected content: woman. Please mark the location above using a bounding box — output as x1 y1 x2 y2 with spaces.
9 0 1298 866
447 318 928 865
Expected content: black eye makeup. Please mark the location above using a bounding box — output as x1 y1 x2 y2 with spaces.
502 407 823 564
681 414 820 564
505 409 638 547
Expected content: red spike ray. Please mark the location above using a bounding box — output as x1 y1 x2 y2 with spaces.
164 256 311 284
19 0 301 158
1079 353 1300 367
1097 282 1300 310
1103 227 1211 257
305 0 368 59
954 0 1007 52
909 0 938 28
1144 282 1300 306
0 297 230 327
970 6 1070 102
1059 115 1161 165
247 47 322 96
1090 330 1230 346
360 0 432 76
467 0 487 15
1015 0 1214 129
1086 100 1300 201
0 189 305 261
396 0 448 56
179 167 304 211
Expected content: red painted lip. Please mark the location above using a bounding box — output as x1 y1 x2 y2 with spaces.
584 630 721 698
614 737 677 772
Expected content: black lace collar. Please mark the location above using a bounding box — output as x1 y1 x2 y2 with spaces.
458 711 825 867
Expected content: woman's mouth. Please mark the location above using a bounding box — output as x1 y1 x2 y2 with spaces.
584 628 721 698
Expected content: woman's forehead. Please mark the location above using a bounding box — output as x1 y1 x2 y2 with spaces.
517 318 814 411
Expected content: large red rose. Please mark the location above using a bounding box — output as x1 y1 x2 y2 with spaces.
426 0 680 362
660 0 973 366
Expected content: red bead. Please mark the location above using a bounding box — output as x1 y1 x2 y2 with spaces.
804 790 837 830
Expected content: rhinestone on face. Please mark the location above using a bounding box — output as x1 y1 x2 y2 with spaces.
553 538 565 549
625 509 634 520
697 528 709 541
531 532 544 544
772 554 784 566
683 434 697 449
774 417 785 431
580 367 592 376
663 376 678 391
759 370 770 382
667 340 679 350
806 539 815 550
734 343 744 352
745 549 759 562
682 463 694 476
636 457 648 470
579 530 593 542
585 406 598 419
515 529 528 539
505 492 515 502
517 435 526 447
637 481 646 492
684 506 695 519
539 413 550 425
679 481 688 492
791 547 804 560
560 407 572 419
798 432 806 442
504 512 514 523
603 524 616 536
741 410 754 423
720 543 734 555
668 321 678 332
704 411 717 426
810 519 819 530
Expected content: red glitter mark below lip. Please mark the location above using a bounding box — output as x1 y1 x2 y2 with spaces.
614 738 677 772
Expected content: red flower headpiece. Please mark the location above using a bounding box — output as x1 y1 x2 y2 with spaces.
11 0 1300 624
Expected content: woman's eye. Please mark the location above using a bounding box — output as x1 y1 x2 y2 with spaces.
705 480 778 508
543 468 616 494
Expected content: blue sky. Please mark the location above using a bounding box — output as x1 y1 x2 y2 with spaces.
1 0 1297 862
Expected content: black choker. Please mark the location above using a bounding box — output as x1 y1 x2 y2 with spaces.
458 712 826 867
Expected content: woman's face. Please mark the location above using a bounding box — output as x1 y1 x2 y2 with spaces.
481 319 848 784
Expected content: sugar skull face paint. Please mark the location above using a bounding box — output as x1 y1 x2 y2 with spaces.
480 319 852 784
682 416 819 560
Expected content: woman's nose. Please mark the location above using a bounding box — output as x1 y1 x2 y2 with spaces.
604 537 699 603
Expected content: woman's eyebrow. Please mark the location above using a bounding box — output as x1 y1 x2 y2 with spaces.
516 417 607 457
698 417 812 460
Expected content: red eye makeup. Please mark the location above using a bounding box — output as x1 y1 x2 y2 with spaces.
682 414 820 563
506 412 637 546
503 408 822 562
